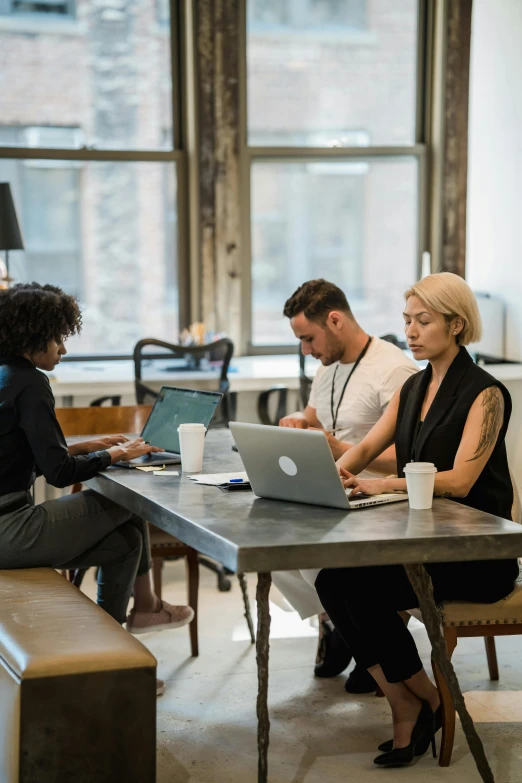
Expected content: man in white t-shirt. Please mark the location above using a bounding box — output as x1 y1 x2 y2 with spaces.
273 279 418 693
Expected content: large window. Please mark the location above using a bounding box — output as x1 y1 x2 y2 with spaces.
246 0 426 349
251 157 418 345
0 0 183 357
1 1 429 358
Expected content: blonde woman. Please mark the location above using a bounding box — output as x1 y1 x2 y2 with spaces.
314 273 518 767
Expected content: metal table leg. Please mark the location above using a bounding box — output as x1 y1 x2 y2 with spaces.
404 563 495 783
238 572 256 643
256 572 271 783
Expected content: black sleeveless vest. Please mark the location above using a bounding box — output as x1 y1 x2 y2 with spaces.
395 347 513 520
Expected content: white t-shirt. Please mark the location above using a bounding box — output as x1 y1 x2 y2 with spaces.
308 337 418 476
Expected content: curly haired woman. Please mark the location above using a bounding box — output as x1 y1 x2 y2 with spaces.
0 283 193 696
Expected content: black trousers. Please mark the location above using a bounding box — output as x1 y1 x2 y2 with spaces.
315 559 518 683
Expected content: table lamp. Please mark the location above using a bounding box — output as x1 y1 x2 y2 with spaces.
0 183 24 285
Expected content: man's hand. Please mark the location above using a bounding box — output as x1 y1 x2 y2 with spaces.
310 428 352 460
279 416 309 429
107 439 163 465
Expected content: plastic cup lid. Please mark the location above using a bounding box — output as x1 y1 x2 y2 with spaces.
404 461 437 473
177 423 206 431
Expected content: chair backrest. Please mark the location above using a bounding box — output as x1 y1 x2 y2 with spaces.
56 405 153 436
298 344 313 410
132 337 235 425
257 386 288 426
380 333 407 350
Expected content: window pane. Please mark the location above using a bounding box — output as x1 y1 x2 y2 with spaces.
0 159 178 354
247 0 418 146
11 1 73 16
0 2 173 150
251 158 418 345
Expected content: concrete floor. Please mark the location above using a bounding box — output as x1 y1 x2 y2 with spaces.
86 561 522 782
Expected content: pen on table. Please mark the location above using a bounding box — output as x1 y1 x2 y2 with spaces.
229 478 245 483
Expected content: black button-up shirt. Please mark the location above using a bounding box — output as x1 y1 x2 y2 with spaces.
0 356 111 494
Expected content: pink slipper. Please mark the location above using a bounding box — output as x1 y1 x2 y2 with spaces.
126 601 194 635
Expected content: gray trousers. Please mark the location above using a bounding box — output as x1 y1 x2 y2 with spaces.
0 489 152 624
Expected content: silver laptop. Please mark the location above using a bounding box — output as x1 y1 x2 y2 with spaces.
119 386 223 467
229 422 408 511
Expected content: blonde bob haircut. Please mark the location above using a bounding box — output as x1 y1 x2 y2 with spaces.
404 272 482 346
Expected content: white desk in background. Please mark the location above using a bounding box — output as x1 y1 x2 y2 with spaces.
45 354 319 401
46 354 522 401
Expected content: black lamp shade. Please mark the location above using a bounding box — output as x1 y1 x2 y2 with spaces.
0 183 24 252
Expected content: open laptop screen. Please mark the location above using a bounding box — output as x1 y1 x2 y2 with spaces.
141 386 223 453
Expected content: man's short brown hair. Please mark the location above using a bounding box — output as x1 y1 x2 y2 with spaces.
283 279 352 323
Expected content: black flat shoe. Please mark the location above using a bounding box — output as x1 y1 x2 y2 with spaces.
374 702 436 767
314 623 352 678
378 703 442 753
344 665 377 694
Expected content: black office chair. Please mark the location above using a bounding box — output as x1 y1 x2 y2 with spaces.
380 333 407 350
257 385 289 426
132 337 238 591
256 345 311 426
133 337 236 426
90 395 122 407
298 344 313 409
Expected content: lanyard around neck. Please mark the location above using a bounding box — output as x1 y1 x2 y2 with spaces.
330 336 372 430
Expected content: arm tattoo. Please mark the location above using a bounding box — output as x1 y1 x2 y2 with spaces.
466 386 504 463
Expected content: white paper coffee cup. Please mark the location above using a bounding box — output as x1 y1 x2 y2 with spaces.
178 423 206 473
404 462 438 510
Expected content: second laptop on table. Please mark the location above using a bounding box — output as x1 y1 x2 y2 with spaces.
118 386 223 467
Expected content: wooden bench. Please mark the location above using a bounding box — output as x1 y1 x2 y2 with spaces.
0 568 157 783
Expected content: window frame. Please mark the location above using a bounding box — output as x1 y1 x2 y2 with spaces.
241 0 434 355
0 0 189 362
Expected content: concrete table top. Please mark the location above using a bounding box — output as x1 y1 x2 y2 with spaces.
85 429 522 574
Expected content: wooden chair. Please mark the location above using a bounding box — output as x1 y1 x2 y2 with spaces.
405 477 522 766
56 404 201 655
431 479 522 766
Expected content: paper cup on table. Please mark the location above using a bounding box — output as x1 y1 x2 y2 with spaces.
178 423 206 473
404 462 438 510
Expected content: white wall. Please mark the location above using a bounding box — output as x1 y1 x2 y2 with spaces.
467 0 522 360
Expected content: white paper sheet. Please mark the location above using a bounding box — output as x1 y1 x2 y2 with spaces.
186 471 249 486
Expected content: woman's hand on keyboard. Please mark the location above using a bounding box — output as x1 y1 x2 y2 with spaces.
107 439 163 464
79 435 130 453
340 467 391 496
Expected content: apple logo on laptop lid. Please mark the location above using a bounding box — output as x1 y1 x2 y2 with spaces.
279 456 298 476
